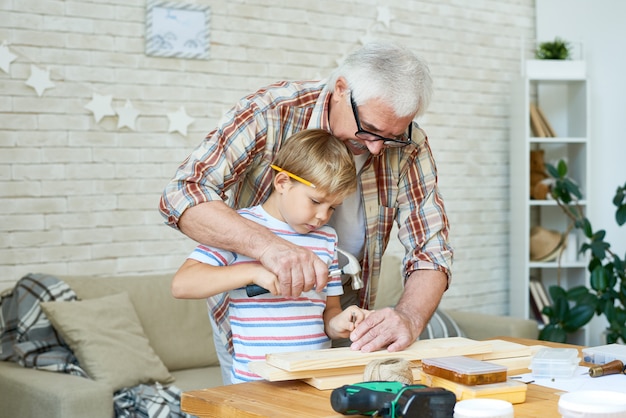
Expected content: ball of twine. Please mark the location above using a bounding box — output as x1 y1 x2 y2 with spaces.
363 358 413 385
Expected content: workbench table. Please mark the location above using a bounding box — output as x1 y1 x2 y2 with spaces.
181 337 582 418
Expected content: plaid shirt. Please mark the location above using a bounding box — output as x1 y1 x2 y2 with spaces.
160 80 453 312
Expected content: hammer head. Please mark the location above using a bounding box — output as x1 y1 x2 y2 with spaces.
336 247 364 290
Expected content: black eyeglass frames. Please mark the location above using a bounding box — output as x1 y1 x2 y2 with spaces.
349 93 412 147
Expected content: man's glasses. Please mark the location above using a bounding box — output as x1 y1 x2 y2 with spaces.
350 93 412 148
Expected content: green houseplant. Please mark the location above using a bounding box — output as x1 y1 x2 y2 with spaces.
538 159 626 344
535 37 572 60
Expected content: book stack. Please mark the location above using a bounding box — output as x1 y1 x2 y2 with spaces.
529 277 551 324
529 103 556 137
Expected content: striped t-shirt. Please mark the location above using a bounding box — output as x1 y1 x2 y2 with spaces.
188 205 343 383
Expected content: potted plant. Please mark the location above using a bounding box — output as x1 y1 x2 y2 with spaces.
535 37 572 60
538 159 626 344
525 37 585 79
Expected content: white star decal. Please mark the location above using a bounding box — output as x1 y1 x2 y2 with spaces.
376 6 392 28
25 65 55 96
85 93 116 123
167 107 194 137
0 42 17 74
115 99 140 130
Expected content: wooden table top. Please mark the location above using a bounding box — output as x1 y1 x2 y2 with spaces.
181 337 581 418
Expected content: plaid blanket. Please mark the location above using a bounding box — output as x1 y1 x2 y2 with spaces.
0 273 190 418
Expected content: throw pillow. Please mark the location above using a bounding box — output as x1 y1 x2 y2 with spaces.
419 309 465 340
40 292 174 391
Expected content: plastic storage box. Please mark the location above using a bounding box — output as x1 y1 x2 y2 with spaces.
582 344 626 365
421 356 507 385
530 348 579 378
420 370 527 404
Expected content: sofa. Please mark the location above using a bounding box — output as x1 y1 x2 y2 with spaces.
0 273 222 418
0 263 538 418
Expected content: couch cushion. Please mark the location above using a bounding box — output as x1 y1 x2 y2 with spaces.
62 275 217 371
40 292 174 392
170 366 223 392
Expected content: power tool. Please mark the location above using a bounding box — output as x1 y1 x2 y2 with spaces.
330 381 456 417
246 247 363 296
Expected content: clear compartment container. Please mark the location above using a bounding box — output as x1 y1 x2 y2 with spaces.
530 348 579 378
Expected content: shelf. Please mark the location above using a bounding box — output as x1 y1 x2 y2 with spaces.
509 59 591 344
525 60 586 80
529 200 587 206
529 137 587 144
529 261 587 269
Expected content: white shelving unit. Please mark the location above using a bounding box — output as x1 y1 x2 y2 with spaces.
509 59 591 345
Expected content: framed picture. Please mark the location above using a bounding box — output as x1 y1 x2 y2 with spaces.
145 1 210 59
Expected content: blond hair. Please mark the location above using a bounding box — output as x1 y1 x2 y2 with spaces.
273 129 356 199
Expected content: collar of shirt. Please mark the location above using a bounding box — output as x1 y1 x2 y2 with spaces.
308 83 332 131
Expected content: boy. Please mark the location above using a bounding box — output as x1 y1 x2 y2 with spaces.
171 129 370 384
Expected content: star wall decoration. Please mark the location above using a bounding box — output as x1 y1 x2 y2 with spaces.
0 42 17 74
25 65 55 96
85 93 116 123
167 106 194 137
115 99 140 130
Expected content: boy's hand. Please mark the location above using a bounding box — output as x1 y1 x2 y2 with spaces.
249 264 281 295
327 305 370 339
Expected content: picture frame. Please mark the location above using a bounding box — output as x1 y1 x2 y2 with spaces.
145 0 210 59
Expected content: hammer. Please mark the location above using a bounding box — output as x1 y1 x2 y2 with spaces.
246 247 362 297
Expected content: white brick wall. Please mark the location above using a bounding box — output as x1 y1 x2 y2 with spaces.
0 0 535 316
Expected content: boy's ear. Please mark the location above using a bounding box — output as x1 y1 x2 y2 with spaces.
273 171 292 192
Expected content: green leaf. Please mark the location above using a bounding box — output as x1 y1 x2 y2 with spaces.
582 218 593 237
592 230 606 241
557 160 568 177
546 163 559 178
566 286 591 301
564 178 582 199
613 184 626 206
616 205 626 226
553 297 570 322
590 266 610 291
563 304 595 331
590 240 610 259
548 285 567 300
539 325 567 343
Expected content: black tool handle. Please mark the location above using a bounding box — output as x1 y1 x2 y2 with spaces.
246 284 269 297
330 386 396 415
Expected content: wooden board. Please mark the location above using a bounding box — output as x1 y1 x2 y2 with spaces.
303 367 422 391
266 337 492 372
467 339 533 360
249 361 367 382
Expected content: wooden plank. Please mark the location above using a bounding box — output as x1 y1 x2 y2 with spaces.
489 355 534 375
468 339 533 360
249 361 366 382
304 367 423 391
266 337 492 372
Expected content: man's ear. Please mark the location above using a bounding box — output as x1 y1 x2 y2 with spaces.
273 171 292 192
334 77 349 97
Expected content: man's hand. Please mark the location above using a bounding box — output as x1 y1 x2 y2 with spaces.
258 240 329 297
349 307 416 352
349 269 448 352
179 202 330 297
